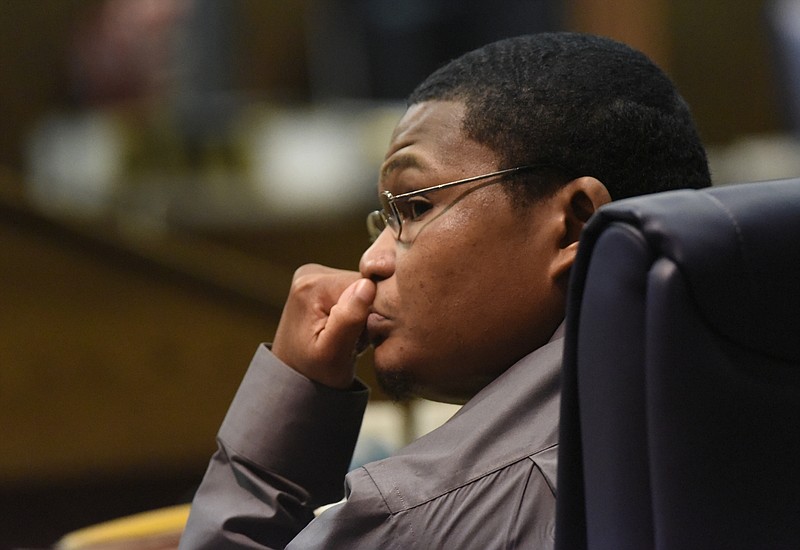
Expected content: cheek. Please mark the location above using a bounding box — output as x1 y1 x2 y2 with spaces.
396 240 491 330
393 246 461 327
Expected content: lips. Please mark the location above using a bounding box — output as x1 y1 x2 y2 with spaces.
366 310 390 346
368 311 387 323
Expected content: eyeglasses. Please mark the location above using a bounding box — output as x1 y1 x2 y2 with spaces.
367 165 536 242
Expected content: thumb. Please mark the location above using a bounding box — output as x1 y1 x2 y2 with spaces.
317 278 376 360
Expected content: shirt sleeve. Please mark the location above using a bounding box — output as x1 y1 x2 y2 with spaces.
178 344 370 550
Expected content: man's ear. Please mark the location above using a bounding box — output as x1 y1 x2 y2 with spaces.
550 176 611 281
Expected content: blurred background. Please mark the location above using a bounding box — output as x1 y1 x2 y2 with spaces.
2 0 799 546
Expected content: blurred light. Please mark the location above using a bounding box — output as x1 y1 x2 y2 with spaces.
247 103 403 223
708 134 800 185
26 112 123 217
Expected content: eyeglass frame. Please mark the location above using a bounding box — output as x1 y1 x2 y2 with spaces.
367 164 553 242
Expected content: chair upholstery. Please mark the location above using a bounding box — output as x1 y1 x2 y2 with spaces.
555 179 800 550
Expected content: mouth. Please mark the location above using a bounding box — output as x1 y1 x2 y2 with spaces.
366 310 391 347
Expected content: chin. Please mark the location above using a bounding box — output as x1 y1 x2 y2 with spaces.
372 347 476 404
371 344 409 399
374 366 415 402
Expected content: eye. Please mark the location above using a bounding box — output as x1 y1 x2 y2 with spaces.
400 198 433 221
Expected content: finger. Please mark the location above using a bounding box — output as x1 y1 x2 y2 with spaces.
282 267 360 328
317 278 376 361
273 267 359 358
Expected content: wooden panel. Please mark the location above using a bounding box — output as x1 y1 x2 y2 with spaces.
0 176 380 546
0 183 376 486
567 0 671 72
0 211 279 482
670 0 783 143
566 0 784 145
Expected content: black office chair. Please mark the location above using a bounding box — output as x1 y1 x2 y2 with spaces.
555 179 800 550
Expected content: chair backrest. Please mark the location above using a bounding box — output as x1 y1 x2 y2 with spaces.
555 179 800 550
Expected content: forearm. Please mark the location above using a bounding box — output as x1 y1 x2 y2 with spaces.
179 345 369 549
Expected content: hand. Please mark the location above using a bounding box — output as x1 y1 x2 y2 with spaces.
272 264 376 389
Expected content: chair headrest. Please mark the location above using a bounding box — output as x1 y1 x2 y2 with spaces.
582 178 800 362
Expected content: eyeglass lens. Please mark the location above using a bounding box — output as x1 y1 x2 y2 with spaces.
366 193 404 242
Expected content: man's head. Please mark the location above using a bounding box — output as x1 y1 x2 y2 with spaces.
408 32 710 202
360 33 710 403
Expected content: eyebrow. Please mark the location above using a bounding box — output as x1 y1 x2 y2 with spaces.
380 154 427 182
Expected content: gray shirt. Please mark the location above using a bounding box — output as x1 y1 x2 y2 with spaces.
180 328 563 549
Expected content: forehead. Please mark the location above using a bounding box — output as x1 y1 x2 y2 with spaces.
380 101 499 186
388 100 467 150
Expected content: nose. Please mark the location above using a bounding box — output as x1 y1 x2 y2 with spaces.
359 229 396 281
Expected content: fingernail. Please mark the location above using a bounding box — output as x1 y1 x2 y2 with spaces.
353 279 375 303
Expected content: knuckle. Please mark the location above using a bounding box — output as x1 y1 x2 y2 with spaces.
289 265 359 299
289 274 315 295
289 265 326 295
292 263 322 282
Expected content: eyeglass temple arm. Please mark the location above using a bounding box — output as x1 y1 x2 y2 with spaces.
388 165 534 200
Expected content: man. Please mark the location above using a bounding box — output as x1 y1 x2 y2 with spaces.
179 32 710 549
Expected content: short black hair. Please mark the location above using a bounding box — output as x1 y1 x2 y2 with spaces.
408 32 711 201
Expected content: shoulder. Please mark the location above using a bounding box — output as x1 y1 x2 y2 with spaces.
344 445 557 547
342 337 564 546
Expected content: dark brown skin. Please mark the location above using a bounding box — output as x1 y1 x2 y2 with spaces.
272 100 611 404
